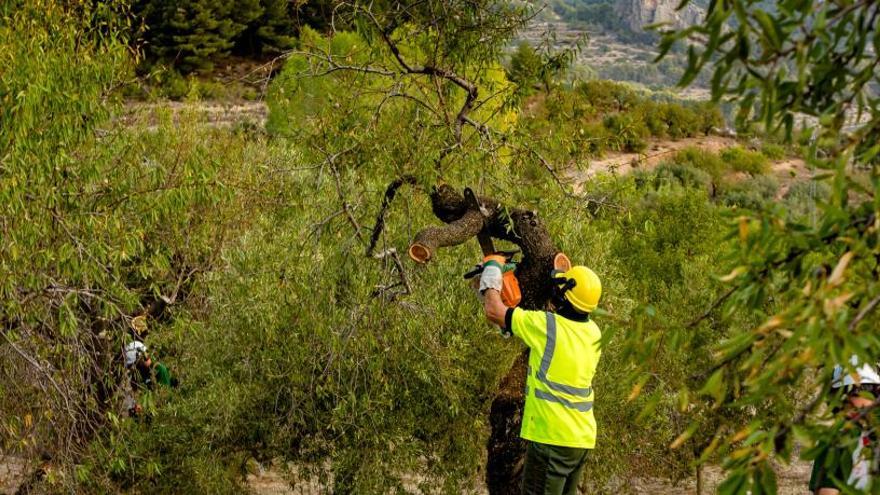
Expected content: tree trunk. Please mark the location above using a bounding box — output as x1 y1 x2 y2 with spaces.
409 185 560 495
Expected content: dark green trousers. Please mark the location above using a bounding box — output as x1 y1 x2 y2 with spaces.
522 441 589 495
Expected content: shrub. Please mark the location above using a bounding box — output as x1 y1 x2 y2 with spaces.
658 102 700 139
636 101 716 140
783 179 832 219
545 88 596 121
507 41 542 90
652 163 713 190
637 101 667 138
760 142 786 160
694 102 724 135
784 179 831 202
578 121 612 156
578 79 638 112
721 146 770 175
720 175 779 210
158 69 191 100
670 146 727 179
602 113 649 153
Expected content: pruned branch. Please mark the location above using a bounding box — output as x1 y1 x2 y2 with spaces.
409 207 487 263
407 184 559 310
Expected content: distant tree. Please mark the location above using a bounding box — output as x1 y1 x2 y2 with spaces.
236 0 298 55
133 0 307 72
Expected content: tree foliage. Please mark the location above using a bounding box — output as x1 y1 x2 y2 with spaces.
1 2 267 488
642 1 880 492
7 0 871 493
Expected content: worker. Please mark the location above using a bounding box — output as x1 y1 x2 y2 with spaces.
478 256 602 495
123 316 178 417
809 356 880 494
125 340 176 389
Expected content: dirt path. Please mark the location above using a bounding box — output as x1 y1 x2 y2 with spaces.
0 455 814 494
244 461 815 494
1 456 26 494
576 135 740 181
116 100 268 130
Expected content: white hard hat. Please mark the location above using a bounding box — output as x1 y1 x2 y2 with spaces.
124 341 147 367
832 355 880 388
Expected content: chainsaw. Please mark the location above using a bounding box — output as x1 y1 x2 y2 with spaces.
464 245 573 309
460 187 569 309
463 249 523 307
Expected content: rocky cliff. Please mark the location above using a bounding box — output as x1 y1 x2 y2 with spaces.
614 0 704 33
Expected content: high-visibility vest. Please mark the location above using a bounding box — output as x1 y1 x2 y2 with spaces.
510 309 601 449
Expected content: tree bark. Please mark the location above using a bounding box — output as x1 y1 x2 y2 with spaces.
408 184 560 495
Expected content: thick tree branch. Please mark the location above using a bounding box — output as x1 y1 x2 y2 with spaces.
408 184 559 309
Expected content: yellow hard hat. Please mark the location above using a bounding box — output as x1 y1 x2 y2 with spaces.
130 315 148 335
553 266 601 313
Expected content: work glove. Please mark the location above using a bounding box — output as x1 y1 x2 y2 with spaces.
478 254 505 294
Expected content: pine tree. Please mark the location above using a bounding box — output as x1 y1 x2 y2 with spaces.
234 0 297 56
133 0 342 70
133 0 260 73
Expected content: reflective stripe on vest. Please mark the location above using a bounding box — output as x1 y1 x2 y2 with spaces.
534 389 594 412
533 312 593 412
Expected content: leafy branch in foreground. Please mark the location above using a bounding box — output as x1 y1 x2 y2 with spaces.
643 1 880 493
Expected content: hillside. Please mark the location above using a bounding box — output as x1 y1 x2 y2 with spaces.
519 0 710 90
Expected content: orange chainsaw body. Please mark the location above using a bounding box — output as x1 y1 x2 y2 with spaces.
501 270 522 307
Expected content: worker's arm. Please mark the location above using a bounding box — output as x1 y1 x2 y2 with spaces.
483 288 509 328
478 256 512 331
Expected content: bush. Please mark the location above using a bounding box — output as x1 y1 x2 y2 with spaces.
577 80 639 113
156 69 191 100
507 41 542 90
694 102 724 135
652 163 714 190
784 180 830 202
638 101 667 137
602 113 649 153
720 175 779 210
721 146 770 175
636 101 718 140
658 103 700 139
579 121 612 156
670 146 727 179
783 179 832 219
545 88 596 121
760 142 786 160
